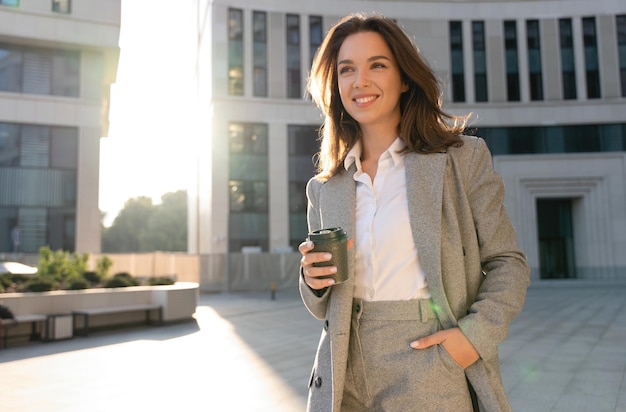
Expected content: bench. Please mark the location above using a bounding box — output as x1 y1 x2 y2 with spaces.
1 314 47 349
72 304 163 337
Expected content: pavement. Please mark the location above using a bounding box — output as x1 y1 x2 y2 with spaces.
0 282 625 412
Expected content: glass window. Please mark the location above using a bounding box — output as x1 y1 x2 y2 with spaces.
0 44 79 97
309 16 323 68
472 21 488 102
0 0 19 7
288 125 319 249
286 14 301 99
504 21 520 101
0 46 22 92
253 11 267 97
52 0 70 14
617 15 626 97
0 208 18 253
50 126 78 169
526 20 543 101
480 123 626 155
0 123 21 166
582 17 601 98
228 8 244 96
229 122 269 251
449 21 466 102
51 50 80 97
559 19 577 99
20 125 49 167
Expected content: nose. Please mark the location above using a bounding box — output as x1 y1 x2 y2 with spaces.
353 70 370 88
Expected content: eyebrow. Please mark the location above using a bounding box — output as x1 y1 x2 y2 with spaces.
337 55 392 66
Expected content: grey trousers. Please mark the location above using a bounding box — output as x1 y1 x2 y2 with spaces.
341 299 474 411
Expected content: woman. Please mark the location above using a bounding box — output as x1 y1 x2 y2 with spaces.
299 13 530 412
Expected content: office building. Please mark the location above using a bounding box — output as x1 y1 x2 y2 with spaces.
190 0 626 281
0 0 120 254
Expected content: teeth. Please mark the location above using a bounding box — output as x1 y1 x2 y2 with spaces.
355 96 376 104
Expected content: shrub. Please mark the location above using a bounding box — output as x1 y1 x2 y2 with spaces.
0 274 12 289
148 276 175 286
24 277 57 292
82 271 102 286
104 272 139 288
67 277 90 290
96 255 113 279
10 273 30 284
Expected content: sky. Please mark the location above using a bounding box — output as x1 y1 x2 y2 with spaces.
99 1 197 226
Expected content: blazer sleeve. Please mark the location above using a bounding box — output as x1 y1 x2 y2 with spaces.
299 177 332 320
457 138 531 361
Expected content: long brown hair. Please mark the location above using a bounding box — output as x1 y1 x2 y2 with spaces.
308 13 469 179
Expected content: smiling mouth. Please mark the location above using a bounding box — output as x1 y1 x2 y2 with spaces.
354 95 377 104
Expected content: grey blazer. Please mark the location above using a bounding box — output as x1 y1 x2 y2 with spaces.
299 136 531 412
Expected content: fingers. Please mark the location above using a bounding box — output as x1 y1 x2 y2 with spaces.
410 328 480 369
299 241 337 290
410 330 443 349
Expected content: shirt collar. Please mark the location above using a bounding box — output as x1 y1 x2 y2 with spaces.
344 137 406 171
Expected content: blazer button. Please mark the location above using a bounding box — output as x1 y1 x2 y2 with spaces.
314 376 322 388
323 320 329 331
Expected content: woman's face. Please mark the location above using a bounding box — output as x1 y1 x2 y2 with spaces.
336 31 407 133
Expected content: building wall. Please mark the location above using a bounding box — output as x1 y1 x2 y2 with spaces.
193 0 626 282
0 0 121 253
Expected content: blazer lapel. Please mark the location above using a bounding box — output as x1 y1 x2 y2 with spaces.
318 166 357 241
405 152 456 327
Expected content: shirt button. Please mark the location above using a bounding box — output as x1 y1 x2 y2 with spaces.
315 376 322 388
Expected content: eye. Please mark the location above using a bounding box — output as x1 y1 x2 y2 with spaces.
338 66 354 74
371 62 387 69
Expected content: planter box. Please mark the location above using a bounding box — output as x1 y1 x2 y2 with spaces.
0 282 199 326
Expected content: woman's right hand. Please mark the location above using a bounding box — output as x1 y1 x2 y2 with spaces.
298 241 337 290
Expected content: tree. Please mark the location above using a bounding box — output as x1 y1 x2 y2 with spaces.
102 191 187 252
139 190 187 252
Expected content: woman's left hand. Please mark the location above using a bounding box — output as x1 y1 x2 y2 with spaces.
410 327 480 369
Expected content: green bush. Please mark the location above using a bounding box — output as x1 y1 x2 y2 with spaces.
0 274 12 289
10 273 30 284
24 277 57 292
148 276 175 286
96 255 113 279
67 276 90 290
82 271 102 286
104 272 139 288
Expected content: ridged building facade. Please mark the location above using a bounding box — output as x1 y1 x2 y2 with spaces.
0 0 120 254
190 0 626 282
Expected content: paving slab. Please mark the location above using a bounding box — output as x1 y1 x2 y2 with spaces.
0 282 625 411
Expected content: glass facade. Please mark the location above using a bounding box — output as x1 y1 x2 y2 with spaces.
252 11 267 97
559 18 577 100
287 125 319 249
309 16 323 69
228 8 244 96
504 20 520 101
228 123 269 252
472 21 488 102
480 123 626 155
582 17 601 99
526 20 543 101
0 44 80 97
52 0 70 13
286 14 301 99
450 21 466 102
0 122 78 253
617 15 626 97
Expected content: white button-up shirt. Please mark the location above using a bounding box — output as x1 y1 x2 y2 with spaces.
344 137 430 301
